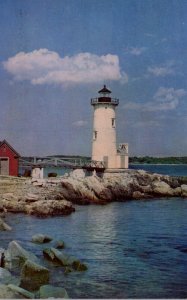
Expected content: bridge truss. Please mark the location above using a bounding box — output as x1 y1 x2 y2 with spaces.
19 156 105 172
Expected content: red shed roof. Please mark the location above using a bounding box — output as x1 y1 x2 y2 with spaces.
0 140 20 157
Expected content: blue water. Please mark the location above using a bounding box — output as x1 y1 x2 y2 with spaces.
1 165 187 298
130 163 187 177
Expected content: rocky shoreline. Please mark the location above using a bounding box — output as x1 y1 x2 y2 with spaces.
0 169 187 217
0 169 187 298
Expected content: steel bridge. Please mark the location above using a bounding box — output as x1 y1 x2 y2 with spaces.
19 156 105 172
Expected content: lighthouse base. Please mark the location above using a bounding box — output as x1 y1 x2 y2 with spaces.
116 154 129 169
92 154 129 169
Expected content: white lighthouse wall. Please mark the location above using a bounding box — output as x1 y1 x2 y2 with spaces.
92 104 117 168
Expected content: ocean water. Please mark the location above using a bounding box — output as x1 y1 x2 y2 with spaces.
1 165 187 298
130 163 187 177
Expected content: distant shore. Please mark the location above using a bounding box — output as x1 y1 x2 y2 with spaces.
129 156 187 165
130 163 187 166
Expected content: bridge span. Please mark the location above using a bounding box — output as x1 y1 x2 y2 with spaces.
19 156 105 172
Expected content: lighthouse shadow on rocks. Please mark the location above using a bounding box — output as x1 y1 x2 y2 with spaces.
91 85 129 169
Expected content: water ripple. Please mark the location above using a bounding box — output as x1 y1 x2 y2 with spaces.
1 196 187 298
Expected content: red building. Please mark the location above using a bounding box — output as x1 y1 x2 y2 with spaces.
0 140 20 176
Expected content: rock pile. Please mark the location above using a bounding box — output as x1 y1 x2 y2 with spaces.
60 169 187 204
0 176 75 217
0 169 187 216
0 234 87 298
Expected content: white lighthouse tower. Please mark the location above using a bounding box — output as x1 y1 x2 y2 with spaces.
91 85 128 169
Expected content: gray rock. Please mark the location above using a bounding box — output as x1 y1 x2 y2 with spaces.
7 284 35 299
70 169 86 179
43 248 75 266
5 241 38 270
181 184 187 197
26 200 75 217
0 268 19 285
39 284 69 298
0 218 12 231
173 187 182 196
72 260 88 271
20 259 49 291
43 248 56 262
132 191 145 199
54 240 65 249
152 180 174 196
0 284 25 299
31 234 52 244
64 266 73 274
43 248 87 271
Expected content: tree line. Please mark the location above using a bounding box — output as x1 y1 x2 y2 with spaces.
129 156 187 164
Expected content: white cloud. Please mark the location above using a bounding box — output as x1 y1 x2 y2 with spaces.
72 120 88 127
126 47 147 56
123 87 186 112
147 87 186 111
120 71 129 84
144 33 155 38
153 87 186 101
147 61 175 77
3 49 127 85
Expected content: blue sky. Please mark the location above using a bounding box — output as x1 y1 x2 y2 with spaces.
0 0 187 157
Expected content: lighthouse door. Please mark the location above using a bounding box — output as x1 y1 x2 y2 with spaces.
103 156 108 168
0 158 9 175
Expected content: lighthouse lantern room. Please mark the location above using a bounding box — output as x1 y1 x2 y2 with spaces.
91 85 128 169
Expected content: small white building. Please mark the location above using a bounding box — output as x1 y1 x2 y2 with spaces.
31 167 44 179
91 85 128 169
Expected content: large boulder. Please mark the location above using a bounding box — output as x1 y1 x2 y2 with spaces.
43 248 87 271
43 248 71 265
70 169 86 179
181 184 187 197
5 241 38 270
71 260 88 271
61 181 89 204
61 175 113 204
1 200 26 214
20 259 49 291
0 284 25 299
152 180 174 196
31 234 52 244
26 199 75 217
7 284 34 299
39 284 69 299
0 268 18 285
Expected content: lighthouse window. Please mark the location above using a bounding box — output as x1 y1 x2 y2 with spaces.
93 131 97 140
112 118 115 128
